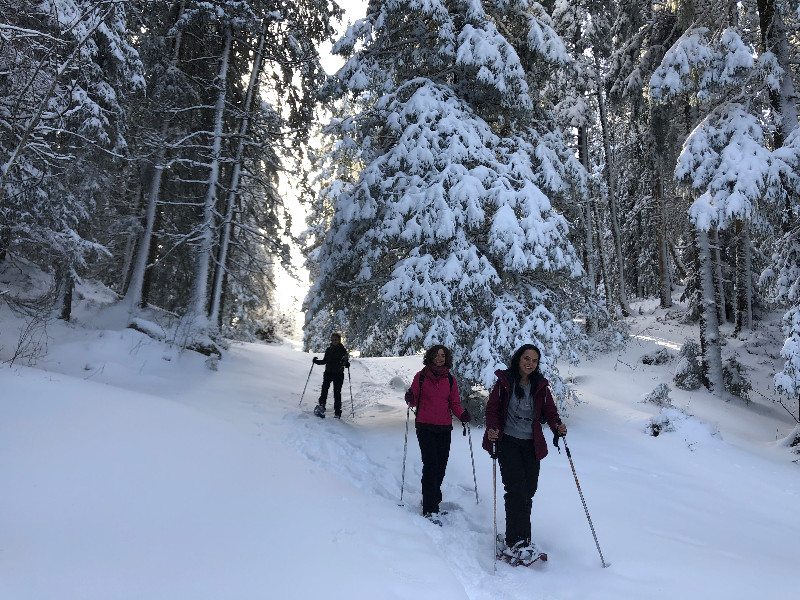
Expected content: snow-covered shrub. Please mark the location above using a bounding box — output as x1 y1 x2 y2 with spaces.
643 383 672 407
674 339 703 390
642 348 673 365
645 407 686 437
723 356 752 403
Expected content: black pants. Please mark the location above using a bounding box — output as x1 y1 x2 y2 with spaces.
319 371 345 415
498 434 540 547
416 427 452 515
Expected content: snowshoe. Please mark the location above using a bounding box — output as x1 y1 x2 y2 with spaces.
496 536 547 567
314 404 326 418
423 513 443 526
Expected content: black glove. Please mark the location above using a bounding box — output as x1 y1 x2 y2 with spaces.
313 357 321 365
404 388 414 406
345 361 350 368
460 409 472 423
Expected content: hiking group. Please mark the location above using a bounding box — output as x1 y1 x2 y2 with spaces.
404 342 566 565
306 333 570 566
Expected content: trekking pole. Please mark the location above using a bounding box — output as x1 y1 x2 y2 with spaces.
298 359 315 407
399 404 411 505
347 366 355 418
462 422 479 504
492 440 498 573
554 420 609 568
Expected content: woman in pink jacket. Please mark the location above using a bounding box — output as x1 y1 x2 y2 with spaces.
405 344 471 522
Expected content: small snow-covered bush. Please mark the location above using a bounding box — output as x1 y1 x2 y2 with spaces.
723 356 752 403
645 407 685 437
674 338 703 390
646 412 675 436
643 383 672 406
642 348 673 365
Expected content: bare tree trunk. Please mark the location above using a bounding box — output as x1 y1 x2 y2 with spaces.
577 126 597 333
734 219 753 334
209 23 267 324
594 55 631 316
124 0 186 311
712 228 726 324
186 24 233 329
57 263 74 321
654 172 672 308
591 197 614 309
696 228 724 394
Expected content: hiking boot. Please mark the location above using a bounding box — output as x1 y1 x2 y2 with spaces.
314 404 326 418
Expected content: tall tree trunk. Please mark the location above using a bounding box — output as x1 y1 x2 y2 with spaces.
696 227 724 394
654 172 672 308
712 228 726 324
651 103 672 309
124 0 186 311
209 23 267 324
187 25 232 329
594 55 631 316
592 197 613 309
577 126 597 333
734 219 753 334
58 262 74 321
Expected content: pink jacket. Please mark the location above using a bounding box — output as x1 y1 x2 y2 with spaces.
407 366 465 426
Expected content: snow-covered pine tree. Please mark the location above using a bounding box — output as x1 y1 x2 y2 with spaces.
652 25 772 395
764 126 800 398
0 0 143 317
306 0 589 403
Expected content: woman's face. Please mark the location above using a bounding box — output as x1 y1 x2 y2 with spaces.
518 349 540 378
433 348 447 367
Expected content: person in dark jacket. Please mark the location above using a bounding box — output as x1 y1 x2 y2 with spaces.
313 333 350 418
481 344 567 559
405 344 471 523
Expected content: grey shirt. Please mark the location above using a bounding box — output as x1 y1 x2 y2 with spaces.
504 381 535 440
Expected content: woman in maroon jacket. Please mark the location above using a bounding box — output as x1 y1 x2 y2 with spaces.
405 344 471 522
482 344 567 557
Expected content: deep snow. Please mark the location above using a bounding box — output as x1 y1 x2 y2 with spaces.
1 285 798 600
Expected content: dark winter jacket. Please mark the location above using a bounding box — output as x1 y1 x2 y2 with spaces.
407 366 465 428
481 369 560 460
314 344 349 373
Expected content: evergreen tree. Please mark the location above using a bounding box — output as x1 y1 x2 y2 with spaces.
0 0 143 317
307 0 592 401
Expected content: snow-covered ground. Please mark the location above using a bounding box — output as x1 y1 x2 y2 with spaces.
1 279 798 599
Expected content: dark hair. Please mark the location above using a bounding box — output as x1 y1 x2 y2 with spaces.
423 344 453 368
506 344 541 398
331 332 341 340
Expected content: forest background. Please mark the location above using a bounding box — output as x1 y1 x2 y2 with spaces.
2 0 800 443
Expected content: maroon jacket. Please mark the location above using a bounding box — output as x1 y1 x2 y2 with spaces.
481 369 560 460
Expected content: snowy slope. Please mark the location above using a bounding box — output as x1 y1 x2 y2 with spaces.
1 299 799 600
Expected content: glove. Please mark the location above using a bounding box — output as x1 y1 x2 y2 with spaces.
345 361 350 368
460 409 472 423
313 357 321 365
404 388 414 406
